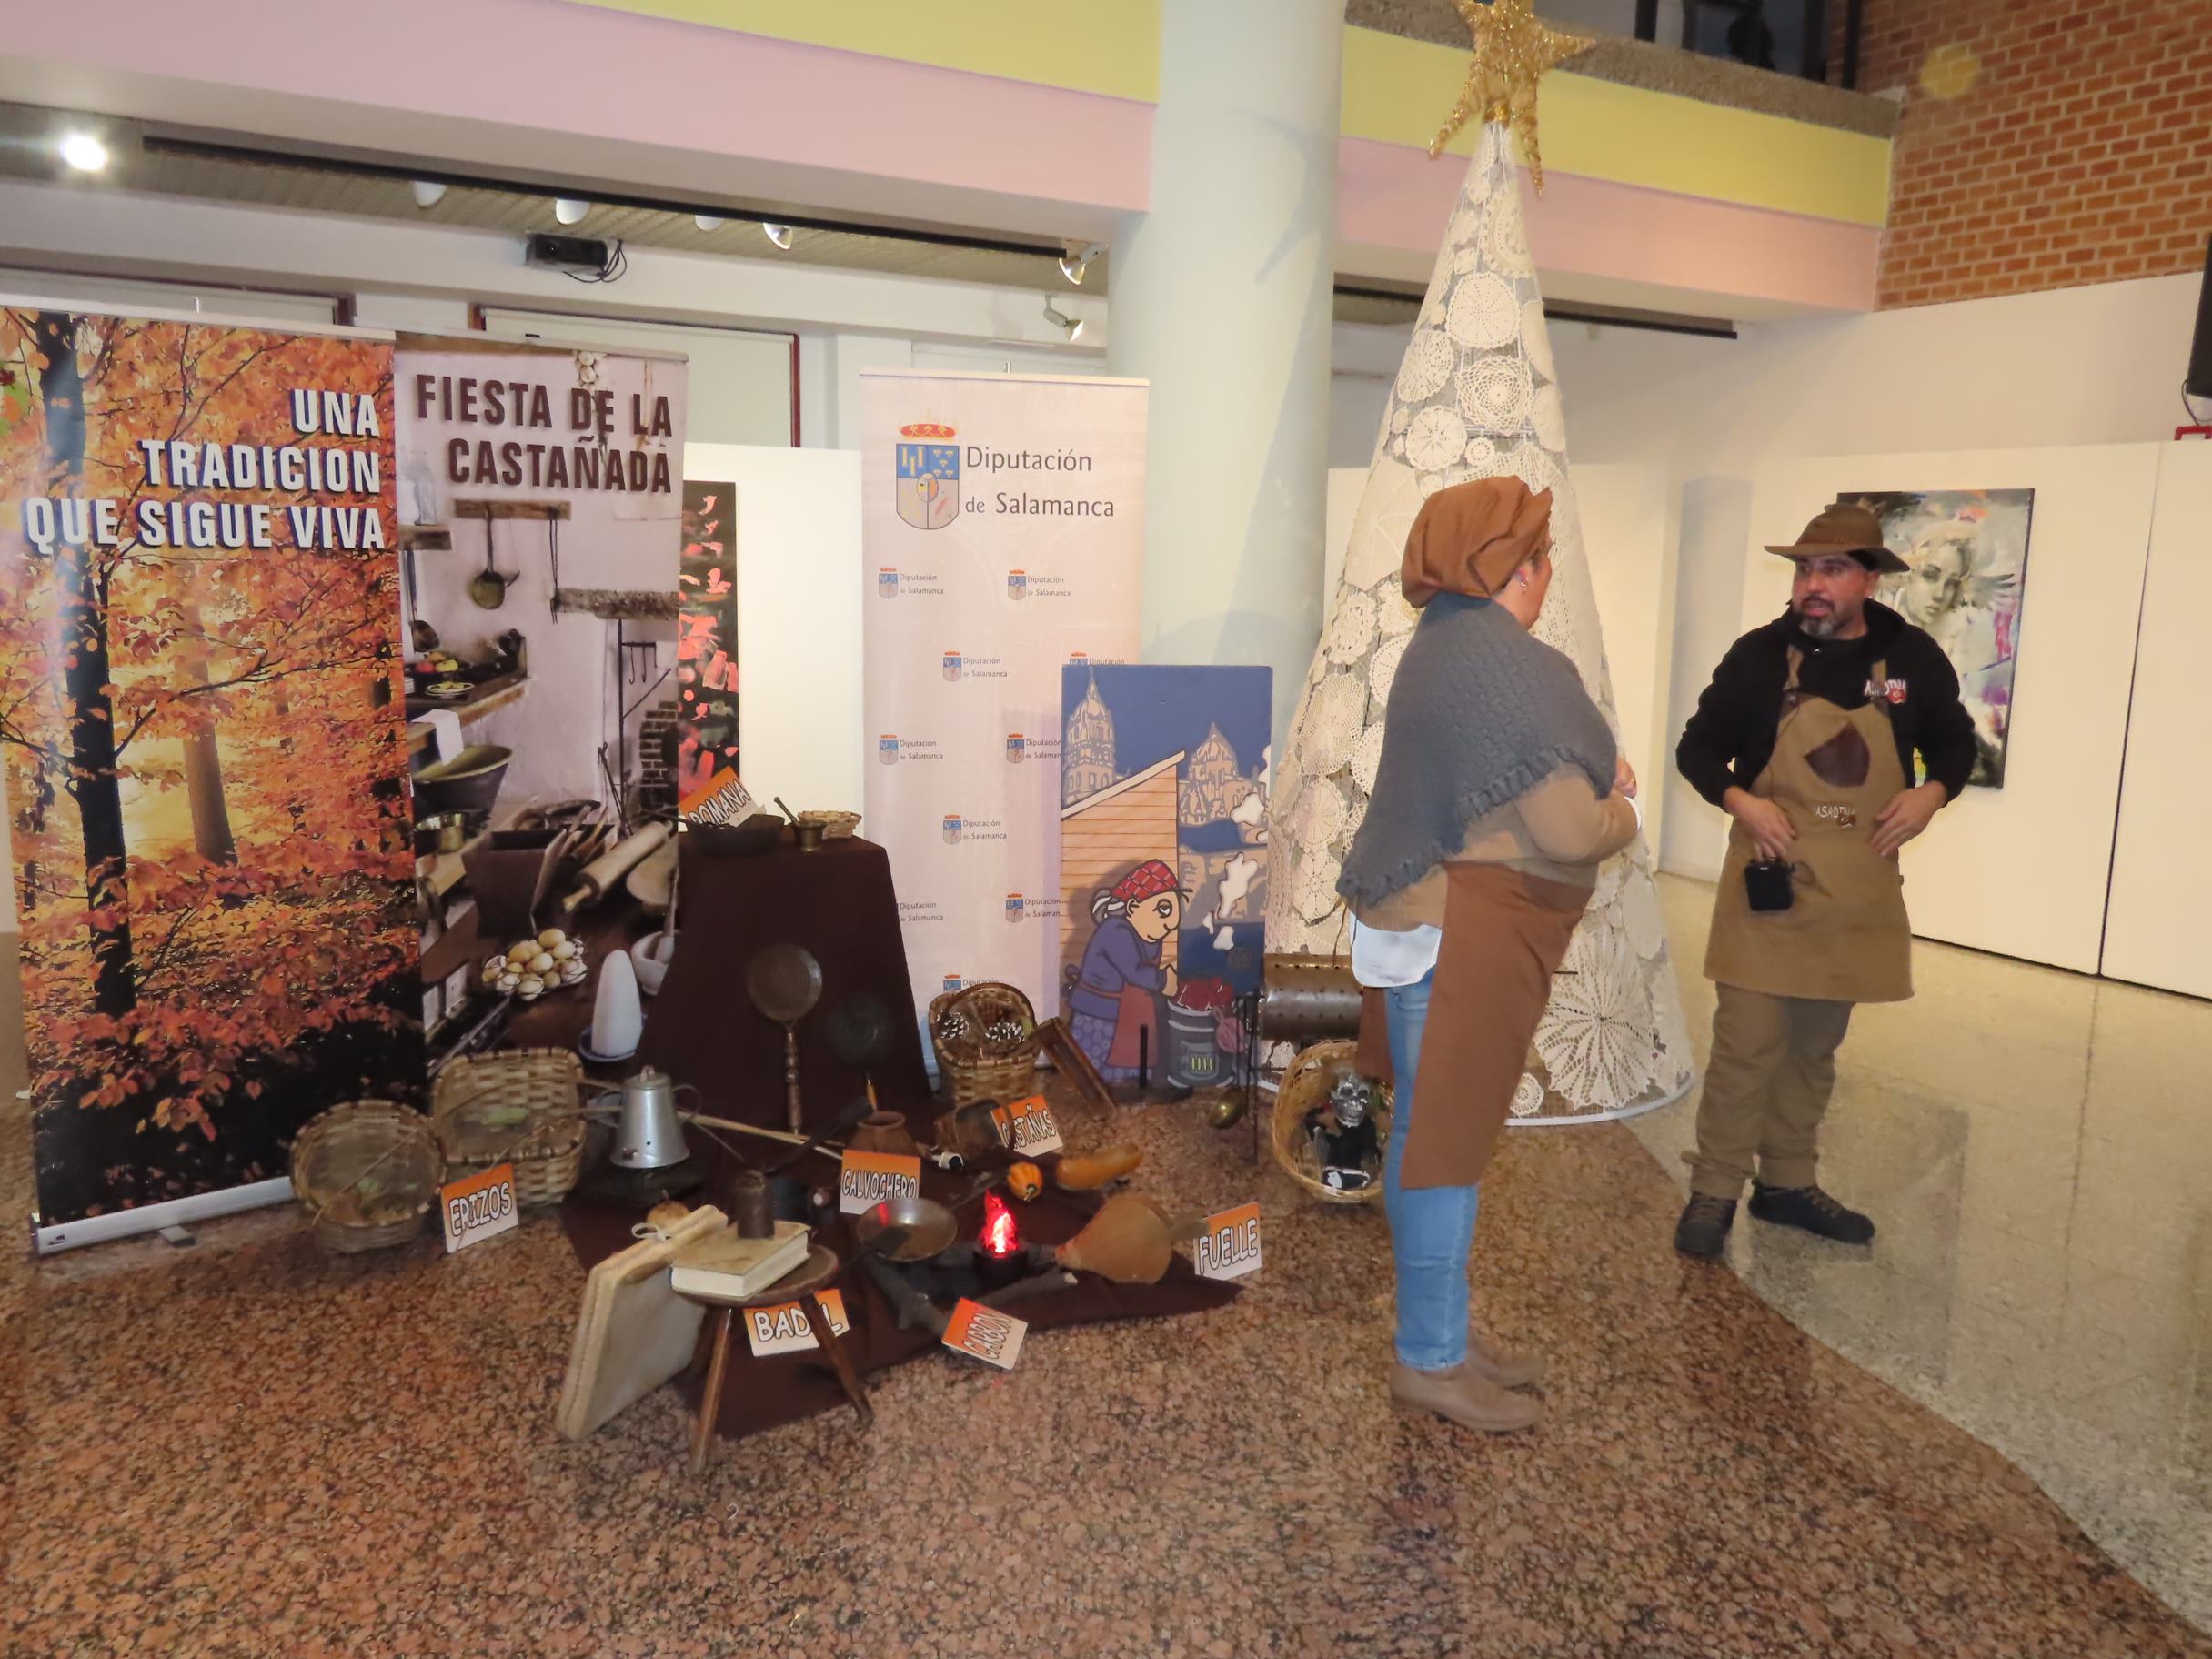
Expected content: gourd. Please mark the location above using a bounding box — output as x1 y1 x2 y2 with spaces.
1053 1143 1143 1191
1006 1161 1043 1202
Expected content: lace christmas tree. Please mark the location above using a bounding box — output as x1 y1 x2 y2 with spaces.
1267 123 1693 1122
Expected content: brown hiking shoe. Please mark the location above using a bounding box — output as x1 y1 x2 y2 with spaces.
1467 1330 1546 1391
1390 1362 1543 1433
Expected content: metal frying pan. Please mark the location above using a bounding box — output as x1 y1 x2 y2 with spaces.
748 944 823 1134
853 1193 958 1263
748 944 822 1024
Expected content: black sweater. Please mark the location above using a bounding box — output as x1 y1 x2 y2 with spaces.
1676 600 1977 808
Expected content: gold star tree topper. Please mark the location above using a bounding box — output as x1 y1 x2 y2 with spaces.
1429 0 1593 191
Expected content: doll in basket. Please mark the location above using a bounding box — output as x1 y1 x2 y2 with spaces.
1065 859 1185 1083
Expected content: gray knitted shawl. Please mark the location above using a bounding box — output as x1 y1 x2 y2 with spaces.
1337 593 1617 908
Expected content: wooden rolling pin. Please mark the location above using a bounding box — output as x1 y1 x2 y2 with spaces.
557 820 672 913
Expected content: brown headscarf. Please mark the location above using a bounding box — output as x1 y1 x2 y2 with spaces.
1400 478 1553 608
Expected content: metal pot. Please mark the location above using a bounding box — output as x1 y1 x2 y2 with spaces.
608 1067 690 1171
413 744 511 816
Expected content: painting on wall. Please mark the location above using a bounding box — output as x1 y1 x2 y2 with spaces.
1057 663 1269 1092
1844 488 2036 789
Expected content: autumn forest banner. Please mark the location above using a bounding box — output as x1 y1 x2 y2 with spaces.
0 309 422 1230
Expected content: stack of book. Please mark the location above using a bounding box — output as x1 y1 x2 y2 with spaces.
670 1220 811 1301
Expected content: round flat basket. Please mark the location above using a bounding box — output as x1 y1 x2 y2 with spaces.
1271 1040 1393 1206
290 1100 446 1252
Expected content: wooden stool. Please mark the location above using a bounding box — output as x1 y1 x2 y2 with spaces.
683 1243 871 1471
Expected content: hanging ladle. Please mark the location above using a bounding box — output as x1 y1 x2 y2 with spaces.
469 511 514 609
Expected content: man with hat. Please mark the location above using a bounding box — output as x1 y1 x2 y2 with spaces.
1671 501 1976 1259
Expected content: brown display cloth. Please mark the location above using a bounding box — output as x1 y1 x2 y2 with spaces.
560 1152 1238 1444
565 830 1237 1443
636 832 936 1137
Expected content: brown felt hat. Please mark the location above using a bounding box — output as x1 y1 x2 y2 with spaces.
1765 502 1909 576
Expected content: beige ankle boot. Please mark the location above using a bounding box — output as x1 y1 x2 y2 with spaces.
1466 1330 1545 1391
1389 1362 1543 1433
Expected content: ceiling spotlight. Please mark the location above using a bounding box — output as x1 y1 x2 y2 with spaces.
1058 240 1105 287
1043 299 1085 343
693 214 727 232
761 222 794 250
411 180 447 209
57 131 109 174
554 196 590 226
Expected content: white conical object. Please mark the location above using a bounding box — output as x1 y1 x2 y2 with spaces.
590 947 644 1057
1268 124 1693 1123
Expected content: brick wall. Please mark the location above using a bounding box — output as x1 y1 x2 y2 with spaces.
1835 0 2212 308
637 698 680 815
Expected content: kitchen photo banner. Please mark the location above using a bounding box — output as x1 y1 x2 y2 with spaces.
860 370 1146 1035
0 306 422 1240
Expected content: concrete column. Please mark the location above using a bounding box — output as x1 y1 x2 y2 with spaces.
1107 0 1346 754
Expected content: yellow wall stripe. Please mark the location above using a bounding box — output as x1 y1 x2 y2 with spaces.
1341 27 1892 227
558 0 1162 103
557 2 1889 227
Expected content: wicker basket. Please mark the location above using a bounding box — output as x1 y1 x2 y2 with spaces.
929 980 1041 1109
796 809 862 840
431 1047 587 1206
1271 1040 1393 1207
290 1100 447 1252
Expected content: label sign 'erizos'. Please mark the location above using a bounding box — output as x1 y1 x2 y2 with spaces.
840 1150 923 1216
441 1163 520 1255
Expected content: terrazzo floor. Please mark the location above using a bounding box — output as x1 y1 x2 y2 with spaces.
4 910 2209 1657
1631 876 2212 1633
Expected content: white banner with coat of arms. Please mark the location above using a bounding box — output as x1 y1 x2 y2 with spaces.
860 370 1147 1040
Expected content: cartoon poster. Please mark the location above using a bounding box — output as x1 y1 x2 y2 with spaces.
0 306 422 1238
1844 488 2035 789
1057 663 1270 1091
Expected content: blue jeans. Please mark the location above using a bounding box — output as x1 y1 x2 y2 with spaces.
1383 970 1480 1372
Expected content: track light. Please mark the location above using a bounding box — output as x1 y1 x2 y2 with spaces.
762 222 794 250
1043 299 1085 343
411 180 447 209
58 131 109 174
693 214 727 232
1058 240 1105 287
554 196 589 226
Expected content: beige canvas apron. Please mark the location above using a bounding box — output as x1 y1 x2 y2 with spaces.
1705 650 1914 1004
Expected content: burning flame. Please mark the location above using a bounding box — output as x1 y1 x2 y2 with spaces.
980 1191 1020 1258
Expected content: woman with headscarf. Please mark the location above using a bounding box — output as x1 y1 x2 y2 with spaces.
1337 477 1642 1434
1067 859 1186 1081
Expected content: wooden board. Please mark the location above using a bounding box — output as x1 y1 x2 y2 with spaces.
555 1203 727 1440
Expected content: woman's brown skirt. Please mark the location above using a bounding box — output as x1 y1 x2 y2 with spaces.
1352 863 1591 1191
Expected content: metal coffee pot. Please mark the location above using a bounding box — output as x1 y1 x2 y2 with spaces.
609 1066 691 1171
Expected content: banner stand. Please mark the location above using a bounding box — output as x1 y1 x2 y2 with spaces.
860 370 1148 1038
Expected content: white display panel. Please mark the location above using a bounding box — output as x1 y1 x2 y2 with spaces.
684 444 865 815
1741 445 2160 974
2100 441 2212 999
